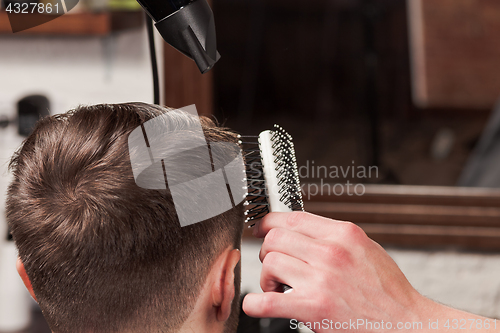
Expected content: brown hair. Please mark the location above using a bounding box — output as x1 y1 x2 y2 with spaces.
6 103 244 333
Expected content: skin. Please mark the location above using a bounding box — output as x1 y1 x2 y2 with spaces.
17 247 241 333
16 211 498 333
178 247 241 333
242 211 499 333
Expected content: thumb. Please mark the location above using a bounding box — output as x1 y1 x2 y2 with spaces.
242 292 297 319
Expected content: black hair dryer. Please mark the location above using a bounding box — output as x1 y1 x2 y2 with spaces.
136 0 220 74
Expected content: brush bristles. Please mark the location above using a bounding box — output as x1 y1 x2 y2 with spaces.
240 126 304 226
271 125 304 212
242 142 269 224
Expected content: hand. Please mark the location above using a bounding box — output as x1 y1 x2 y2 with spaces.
242 211 432 332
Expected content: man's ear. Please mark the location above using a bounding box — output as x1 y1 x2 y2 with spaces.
211 248 241 322
16 257 37 301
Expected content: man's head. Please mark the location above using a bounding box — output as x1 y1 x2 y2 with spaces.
6 103 244 333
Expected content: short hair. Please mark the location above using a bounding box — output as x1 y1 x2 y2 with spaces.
6 103 244 333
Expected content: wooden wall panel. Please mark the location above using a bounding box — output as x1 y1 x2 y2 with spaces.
408 0 500 109
162 41 213 116
243 184 500 251
0 12 143 35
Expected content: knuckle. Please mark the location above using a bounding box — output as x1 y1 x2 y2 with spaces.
265 227 283 245
320 242 352 267
341 221 366 241
262 250 279 267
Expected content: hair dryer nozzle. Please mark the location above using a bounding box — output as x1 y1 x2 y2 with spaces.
154 0 220 73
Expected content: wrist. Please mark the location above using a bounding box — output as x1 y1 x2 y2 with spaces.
409 293 497 333
387 288 446 333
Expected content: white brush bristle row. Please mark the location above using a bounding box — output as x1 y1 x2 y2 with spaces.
241 125 304 226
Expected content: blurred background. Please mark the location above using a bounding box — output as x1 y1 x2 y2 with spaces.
1 0 500 332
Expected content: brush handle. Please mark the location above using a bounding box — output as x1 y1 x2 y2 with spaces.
258 130 293 213
258 130 294 293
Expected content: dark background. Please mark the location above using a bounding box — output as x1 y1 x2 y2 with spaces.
212 0 490 187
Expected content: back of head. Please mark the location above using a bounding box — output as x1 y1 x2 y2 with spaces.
6 103 244 333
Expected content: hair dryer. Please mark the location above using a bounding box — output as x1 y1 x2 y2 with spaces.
136 0 220 74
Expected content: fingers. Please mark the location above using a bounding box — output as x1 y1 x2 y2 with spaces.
260 251 311 292
253 211 346 240
258 227 329 265
246 211 374 324
242 292 300 319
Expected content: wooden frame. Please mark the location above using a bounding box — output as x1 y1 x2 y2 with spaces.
0 11 144 35
407 0 500 109
244 184 500 251
162 41 214 116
